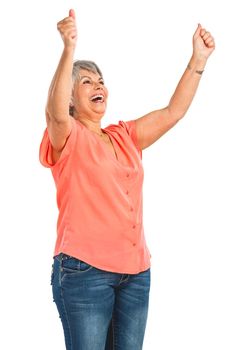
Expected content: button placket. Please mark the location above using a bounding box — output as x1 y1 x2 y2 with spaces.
125 189 134 216
124 171 137 237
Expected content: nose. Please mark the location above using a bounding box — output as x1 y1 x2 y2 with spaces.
94 81 103 90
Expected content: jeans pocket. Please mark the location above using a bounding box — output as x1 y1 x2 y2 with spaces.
61 254 93 273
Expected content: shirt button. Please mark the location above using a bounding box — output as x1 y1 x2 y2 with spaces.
126 190 129 195
130 207 133 211
126 173 129 177
132 224 136 229
133 243 136 246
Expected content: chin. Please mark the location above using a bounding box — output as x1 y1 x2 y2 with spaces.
93 105 107 116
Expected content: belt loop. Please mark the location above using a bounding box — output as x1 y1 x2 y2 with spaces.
56 252 63 262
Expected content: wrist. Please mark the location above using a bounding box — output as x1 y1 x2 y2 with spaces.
63 45 76 56
190 54 207 70
187 55 207 75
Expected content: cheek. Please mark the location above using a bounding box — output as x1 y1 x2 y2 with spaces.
104 87 109 99
74 88 89 104
74 96 86 112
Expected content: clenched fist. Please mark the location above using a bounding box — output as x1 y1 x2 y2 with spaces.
193 23 215 60
57 9 77 49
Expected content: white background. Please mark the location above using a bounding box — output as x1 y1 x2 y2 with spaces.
1 0 232 349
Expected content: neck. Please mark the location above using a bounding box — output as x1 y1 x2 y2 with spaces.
75 115 103 134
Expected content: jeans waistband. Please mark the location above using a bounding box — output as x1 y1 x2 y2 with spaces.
54 252 72 262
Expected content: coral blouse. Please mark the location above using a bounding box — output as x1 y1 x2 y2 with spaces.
39 117 151 274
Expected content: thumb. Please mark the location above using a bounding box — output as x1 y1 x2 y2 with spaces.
69 9 75 19
193 23 202 39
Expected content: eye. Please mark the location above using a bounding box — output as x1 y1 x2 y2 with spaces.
99 80 104 85
83 79 91 84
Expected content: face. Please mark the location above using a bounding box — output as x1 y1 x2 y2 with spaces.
72 69 108 120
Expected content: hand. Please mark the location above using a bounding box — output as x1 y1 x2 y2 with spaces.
192 23 215 60
57 9 77 49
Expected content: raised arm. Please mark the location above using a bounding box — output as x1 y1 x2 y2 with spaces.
46 9 77 159
135 24 215 150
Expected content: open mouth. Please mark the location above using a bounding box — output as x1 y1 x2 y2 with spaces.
90 94 105 103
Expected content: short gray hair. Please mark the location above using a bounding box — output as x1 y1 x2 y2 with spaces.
72 60 103 82
70 60 103 116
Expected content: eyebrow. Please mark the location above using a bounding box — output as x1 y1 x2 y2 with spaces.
80 75 103 81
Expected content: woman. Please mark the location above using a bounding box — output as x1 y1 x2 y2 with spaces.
39 9 215 350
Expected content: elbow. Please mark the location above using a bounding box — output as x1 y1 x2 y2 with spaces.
167 105 186 123
45 107 54 123
45 104 57 123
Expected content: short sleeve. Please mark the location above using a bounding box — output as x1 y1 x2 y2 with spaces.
39 118 77 168
118 120 142 158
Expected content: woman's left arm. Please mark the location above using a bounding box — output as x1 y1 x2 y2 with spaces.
135 24 215 150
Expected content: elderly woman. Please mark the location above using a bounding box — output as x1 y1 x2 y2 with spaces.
39 8 215 350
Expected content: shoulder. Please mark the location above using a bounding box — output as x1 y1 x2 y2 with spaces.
104 119 141 153
104 120 136 135
39 117 81 169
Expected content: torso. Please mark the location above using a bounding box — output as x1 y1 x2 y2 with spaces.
52 130 117 165
101 132 118 160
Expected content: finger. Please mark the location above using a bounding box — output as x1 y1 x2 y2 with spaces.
57 28 75 36
200 28 207 37
202 31 211 41
58 17 75 25
57 19 75 31
206 39 215 48
69 9 75 19
57 19 72 30
204 36 214 45
193 23 202 40
65 27 77 35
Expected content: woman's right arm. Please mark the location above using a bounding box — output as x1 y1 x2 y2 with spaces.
46 9 77 156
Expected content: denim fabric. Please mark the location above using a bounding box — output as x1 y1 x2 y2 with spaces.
51 253 151 350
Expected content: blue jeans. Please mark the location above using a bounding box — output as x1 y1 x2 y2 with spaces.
51 253 151 350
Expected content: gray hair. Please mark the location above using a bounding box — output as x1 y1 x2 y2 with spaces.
70 60 103 116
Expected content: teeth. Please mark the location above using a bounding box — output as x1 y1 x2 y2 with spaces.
90 94 104 101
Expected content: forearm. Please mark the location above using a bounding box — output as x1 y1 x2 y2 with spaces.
46 47 74 123
168 55 207 121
